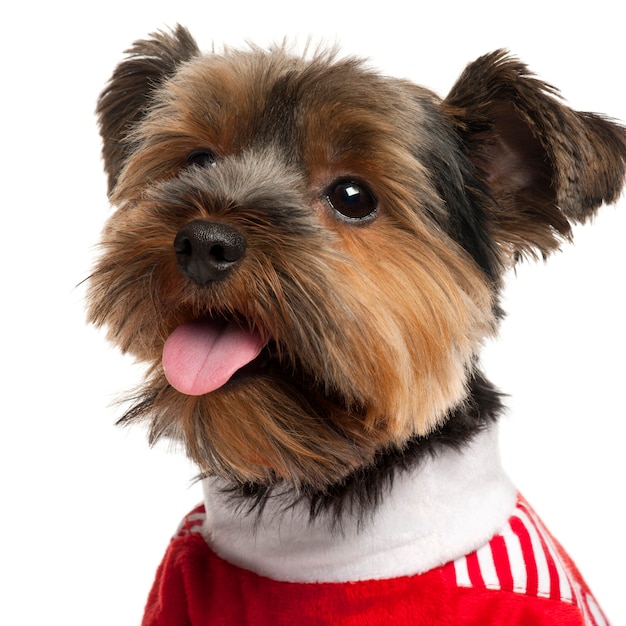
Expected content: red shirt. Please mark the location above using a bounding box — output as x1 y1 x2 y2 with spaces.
142 496 608 625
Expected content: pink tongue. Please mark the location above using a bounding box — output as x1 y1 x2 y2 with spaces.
162 319 267 395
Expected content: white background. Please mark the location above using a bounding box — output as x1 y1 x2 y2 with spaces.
2 1 624 624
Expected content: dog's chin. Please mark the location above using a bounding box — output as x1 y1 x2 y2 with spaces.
136 329 382 491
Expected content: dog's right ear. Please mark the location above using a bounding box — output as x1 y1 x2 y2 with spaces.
97 25 200 194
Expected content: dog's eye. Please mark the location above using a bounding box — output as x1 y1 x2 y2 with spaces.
186 150 218 169
325 180 377 221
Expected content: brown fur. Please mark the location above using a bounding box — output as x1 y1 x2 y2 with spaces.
88 26 626 497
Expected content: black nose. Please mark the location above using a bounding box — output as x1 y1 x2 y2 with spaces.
174 219 246 284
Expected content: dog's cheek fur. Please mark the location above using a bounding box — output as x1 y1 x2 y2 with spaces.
330 220 495 434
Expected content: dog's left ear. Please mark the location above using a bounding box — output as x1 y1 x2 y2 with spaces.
444 50 626 262
97 25 200 194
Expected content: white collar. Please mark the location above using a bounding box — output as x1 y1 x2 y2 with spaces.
200 424 516 583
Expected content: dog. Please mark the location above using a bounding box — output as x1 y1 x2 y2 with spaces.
88 25 625 625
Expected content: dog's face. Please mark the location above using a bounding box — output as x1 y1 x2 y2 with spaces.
89 26 626 494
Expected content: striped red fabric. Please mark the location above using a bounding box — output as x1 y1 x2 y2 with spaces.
442 496 609 626
172 504 205 539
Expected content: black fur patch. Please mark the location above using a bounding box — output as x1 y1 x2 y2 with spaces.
219 368 504 525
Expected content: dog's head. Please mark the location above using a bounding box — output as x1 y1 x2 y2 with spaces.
88 26 626 498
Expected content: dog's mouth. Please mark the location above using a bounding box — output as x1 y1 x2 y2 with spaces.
162 317 269 396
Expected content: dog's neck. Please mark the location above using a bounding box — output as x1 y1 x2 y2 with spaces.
200 424 516 583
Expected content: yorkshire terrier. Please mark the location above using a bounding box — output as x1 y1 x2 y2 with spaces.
88 25 625 625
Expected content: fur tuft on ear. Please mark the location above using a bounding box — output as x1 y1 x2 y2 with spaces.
97 25 200 194
444 50 626 262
